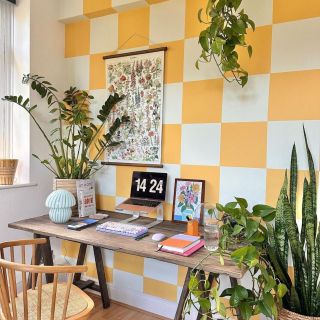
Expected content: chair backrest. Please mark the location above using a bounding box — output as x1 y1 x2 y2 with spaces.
0 238 87 320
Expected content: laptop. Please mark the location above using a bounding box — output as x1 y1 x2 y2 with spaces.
116 171 167 214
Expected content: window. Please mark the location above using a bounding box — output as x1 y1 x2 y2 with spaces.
0 0 14 159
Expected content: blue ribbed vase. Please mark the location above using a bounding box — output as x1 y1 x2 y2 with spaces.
46 189 76 224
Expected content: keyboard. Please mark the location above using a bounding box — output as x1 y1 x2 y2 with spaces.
124 198 161 207
96 221 148 238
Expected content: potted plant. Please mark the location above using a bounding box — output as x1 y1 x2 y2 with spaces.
267 128 320 320
197 0 255 87
183 198 287 319
0 159 18 185
2 74 129 211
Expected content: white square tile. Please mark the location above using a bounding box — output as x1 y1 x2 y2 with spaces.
90 14 118 54
184 38 221 82
181 124 221 166
267 121 320 170
144 258 178 285
65 56 90 90
147 164 181 203
272 18 320 73
240 0 273 27
163 83 183 124
94 165 116 196
113 270 143 292
219 167 267 209
150 0 185 43
222 74 270 122
90 89 111 124
86 247 114 268
112 0 147 12
58 0 85 22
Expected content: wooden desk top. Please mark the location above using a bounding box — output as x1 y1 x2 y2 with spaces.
8 212 244 279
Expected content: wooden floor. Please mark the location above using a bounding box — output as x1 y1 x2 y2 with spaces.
88 293 170 320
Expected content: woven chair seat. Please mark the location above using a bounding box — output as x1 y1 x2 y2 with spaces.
13 282 91 320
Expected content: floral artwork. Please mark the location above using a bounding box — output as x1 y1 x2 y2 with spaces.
104 50 165 165
172 179 205 222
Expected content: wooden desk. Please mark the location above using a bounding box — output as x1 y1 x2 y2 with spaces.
9 212 244 320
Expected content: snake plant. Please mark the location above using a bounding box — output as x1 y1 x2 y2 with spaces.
268 127 320 316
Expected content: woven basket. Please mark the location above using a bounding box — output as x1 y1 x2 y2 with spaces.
0 159 18 185
53 179 79 216
279 309 320 320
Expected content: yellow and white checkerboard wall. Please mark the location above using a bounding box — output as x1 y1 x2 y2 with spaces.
59 0 320 317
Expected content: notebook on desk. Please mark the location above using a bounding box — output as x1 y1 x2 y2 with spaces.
116 171 167 214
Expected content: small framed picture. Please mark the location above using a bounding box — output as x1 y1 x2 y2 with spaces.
172 179 205 222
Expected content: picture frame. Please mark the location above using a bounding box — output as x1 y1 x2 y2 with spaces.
172 179 205 223
102 47 167 167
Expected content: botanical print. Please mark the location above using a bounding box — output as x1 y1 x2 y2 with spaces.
173 180 204 222
105 50 164 164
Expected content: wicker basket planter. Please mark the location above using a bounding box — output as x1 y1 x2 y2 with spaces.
279 309 320 320
0 159 18 185
53 179 79 216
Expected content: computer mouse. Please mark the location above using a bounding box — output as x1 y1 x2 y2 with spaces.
152 233 166 242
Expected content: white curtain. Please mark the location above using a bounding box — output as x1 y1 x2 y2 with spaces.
0 0 14 158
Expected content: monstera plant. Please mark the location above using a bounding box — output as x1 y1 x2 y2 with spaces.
198 0 255 87
2 74 129 179
267 128 320 320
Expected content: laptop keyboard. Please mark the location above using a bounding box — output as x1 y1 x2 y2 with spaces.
124 199 161 207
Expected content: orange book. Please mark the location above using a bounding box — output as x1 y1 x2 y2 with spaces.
158 234 200 253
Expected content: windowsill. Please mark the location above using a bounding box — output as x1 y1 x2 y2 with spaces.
0 183 38 190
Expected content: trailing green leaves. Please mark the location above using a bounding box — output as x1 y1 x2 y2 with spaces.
197 0 255 86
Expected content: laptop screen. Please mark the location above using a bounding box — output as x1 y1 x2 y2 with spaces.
130 172 167 201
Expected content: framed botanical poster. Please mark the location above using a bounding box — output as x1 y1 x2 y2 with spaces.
103 47 167 166
172 179 205 222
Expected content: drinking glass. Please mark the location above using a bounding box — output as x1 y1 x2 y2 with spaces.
202 204 220 252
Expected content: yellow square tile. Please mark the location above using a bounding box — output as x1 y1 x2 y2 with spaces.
116 166 147 197
96 194 116 211
143 277 177 302
150 40 184 83
114 252 144 275
180 165 220 204
221 122 267 168
61 240 80 259
182 79 223 123
163 202 173 221
269 70 320 121
89 125 105 160
161 124 181 164
86 262 113 283
237 25 272 75
65 20 90 58
266 169 310 219
83 0 116 18
185 0 207 39
118 7 149 49
90 53 106 90
177 266 188 286
273 0 320 24
146 0 168 3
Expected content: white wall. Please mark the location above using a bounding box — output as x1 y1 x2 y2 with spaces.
0 0 65 244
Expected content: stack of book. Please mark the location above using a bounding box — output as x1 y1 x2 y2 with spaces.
158 234 204 256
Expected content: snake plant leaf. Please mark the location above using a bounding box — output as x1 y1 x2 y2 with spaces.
303 126 317 235
301 178 309 247
275 171 289 270
290 143 298 217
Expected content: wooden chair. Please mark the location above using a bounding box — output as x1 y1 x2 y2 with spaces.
0 238 94 320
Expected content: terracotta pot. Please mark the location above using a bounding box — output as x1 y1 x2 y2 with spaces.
0 159 18 185
53 179 79 216
279 309 320 320
186 219 199 236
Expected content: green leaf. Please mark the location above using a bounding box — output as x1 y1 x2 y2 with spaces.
235 197 248 209
247 45 253 58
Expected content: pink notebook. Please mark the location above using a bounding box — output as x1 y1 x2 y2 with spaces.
160 240 205 257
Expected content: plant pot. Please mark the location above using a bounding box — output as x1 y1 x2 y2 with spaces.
279 309 320 320
0 159 18 185
53 179 79 216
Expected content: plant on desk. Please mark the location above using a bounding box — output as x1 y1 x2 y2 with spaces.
183 198 287 320
3 74 129 179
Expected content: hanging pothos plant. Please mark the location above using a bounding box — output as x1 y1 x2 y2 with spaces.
197 0 255 87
